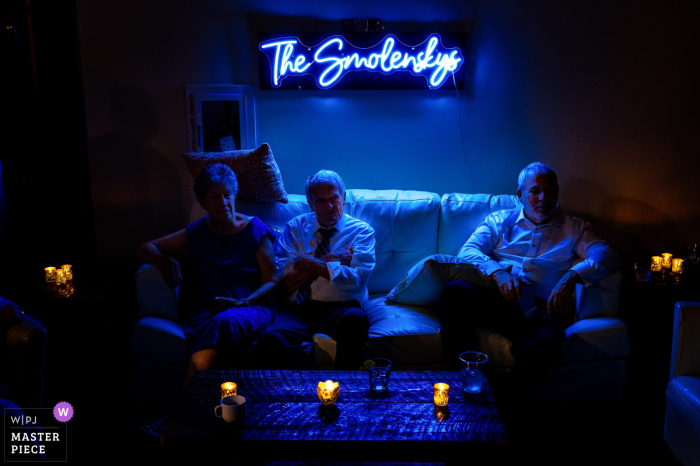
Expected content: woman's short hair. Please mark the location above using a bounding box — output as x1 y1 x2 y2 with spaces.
194 163 239 200
305 170 346 202
518 162 557 191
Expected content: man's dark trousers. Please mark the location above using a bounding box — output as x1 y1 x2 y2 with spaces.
440 280 571 402
256 299 369 370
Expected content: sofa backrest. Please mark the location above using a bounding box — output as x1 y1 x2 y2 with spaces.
344 189 441 293
192 189 521 294
191 194 312 231
194 189 441 294
438 193 521 255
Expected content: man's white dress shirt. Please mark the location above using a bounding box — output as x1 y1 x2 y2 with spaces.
275 213 376 304
458 207 620 300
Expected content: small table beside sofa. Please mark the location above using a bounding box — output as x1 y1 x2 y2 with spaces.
130 189 629 404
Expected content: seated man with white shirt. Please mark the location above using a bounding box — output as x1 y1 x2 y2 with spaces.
256 170 376 370
440 162 621 403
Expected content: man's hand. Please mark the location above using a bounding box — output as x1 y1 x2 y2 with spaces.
547 270 581 316
321 244 353 266
491 269 524 303
291 254 323 272
282 269 317 295
291 254 334 279
157 257 182 288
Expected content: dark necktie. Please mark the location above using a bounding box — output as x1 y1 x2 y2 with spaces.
294 228 336 305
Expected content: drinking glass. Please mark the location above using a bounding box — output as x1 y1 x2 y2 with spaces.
459 351 488 394
367 358 392 393
635 263 652 282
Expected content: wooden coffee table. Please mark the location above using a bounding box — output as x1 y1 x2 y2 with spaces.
162 370 508 463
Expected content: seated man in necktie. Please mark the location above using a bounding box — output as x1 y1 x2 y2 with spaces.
440 162 621 405
257 170 376 370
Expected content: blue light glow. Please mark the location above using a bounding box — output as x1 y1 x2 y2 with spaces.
259 34 464 89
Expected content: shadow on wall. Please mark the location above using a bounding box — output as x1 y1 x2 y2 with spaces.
564 176 694 255
569 197 681 255
598 197 684 254
88 85 188 259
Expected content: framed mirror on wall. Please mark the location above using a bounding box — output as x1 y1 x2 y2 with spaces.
185 85 256 152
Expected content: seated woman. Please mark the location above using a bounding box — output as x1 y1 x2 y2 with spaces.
138 163 278 434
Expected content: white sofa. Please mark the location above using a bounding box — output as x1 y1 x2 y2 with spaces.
130 189 629 403
664 302 700 465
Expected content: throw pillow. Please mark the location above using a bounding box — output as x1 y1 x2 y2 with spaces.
183 143 288 204
386 254 497 307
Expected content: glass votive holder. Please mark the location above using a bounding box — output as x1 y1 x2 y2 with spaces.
317 380 340 406
685 244 699 265
651 256 663 272
55 269 66 285
44 267 57 282
221 382 237 398
662 253 673 269
672 258 684 275
634 263 652 282
61 264 73 280
434 383 449 407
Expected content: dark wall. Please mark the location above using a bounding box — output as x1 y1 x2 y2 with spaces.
1 0 95 287
74 0 699 258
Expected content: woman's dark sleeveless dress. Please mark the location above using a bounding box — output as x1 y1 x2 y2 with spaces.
184 215 276 361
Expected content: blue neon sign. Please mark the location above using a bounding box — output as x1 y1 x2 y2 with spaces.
259 34 464 90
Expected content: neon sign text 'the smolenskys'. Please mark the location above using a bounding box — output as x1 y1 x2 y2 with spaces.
259 34 464 89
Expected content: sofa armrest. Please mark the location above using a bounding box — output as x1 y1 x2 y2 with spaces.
135 259 182 321
560 317 630 366
669 302 700 380
5 313 47 408
574 269 623 321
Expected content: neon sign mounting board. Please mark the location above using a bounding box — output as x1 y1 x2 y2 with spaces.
259 33 466 90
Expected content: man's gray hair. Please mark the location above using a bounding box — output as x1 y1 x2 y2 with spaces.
518 162 557 191
305 169 346 202
194 163 239 200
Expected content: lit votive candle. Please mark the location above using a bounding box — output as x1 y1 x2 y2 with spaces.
651 256 663 272
317 380 340 406
672 258 684 275
61 264 73 280
55 269 66 285
221 382 237 398
662 253 673 269
44 267 57 282
434 383 449 407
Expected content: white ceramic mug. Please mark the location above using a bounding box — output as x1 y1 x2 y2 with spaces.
214 395 246 423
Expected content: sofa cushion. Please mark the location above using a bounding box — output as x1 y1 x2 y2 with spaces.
236 194 311 230
387 254 496 307
183 143 288 204
192 194 310 229
364 293 443 366
438 193 520 255
345 190 441 294
130 317 188 367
